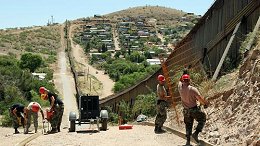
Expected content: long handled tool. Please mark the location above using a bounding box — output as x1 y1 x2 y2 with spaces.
42 121 45 134
159 53 180 125
42 120 48 134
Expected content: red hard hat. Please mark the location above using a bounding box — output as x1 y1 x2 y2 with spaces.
181 74 190 80
31 103 40 112
157 75 165 82
39 87 46 94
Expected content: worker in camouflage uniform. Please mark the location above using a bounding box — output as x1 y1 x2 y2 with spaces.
24 102 44 134
9 103 26 134
39 87 64 133
178 74 209 146
154 74 170 134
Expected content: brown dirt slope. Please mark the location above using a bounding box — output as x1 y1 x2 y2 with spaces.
165 36 260 146
201 39 260 145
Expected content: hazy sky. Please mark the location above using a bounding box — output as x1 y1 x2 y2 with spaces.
0 0 214 29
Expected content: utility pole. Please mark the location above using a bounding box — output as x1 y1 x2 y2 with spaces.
87 67 89 81
51 15 54 24
84 69 86 83
90 78 92 92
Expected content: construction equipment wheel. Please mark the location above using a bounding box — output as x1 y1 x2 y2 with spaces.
101 118 108 131
69 120 75 132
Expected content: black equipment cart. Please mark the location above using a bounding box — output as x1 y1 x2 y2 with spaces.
68 95 108 132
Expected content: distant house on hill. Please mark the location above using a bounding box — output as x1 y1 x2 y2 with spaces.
90 53 102 59
94 14 102 18
138 30 150 36
86 25 92 28
32 73 46 80
136 22 144 27
147 18 157 25
118 22 135 27
146 59 161 65
101 39 113 43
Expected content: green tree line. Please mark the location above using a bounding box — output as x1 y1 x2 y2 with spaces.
0 54 56 126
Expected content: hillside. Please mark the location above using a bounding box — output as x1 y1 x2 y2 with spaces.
0 25 61 59
105 6 198 26
105 6 185 19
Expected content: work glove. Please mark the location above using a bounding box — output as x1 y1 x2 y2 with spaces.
203 99 209 109
17 117 22 125
42 119 47 123
50 107 54 112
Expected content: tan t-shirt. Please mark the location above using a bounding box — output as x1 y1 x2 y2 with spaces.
178 81 201 108
157 84 167 100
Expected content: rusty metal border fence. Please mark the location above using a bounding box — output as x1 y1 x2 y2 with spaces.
98 0 260 112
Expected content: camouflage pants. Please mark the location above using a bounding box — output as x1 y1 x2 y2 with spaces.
9 109 24 129
10 110 19 129
155 100 167 128
50 104 64 129
183 106 206 137
25 110 38 131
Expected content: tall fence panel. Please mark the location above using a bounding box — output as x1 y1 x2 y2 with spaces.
99 0 260 113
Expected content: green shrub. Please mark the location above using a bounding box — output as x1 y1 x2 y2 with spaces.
132 93 157 117
1 110 12 127
118 100 132 123
105 106 119 124
45 55 56 64
0 55 56 126
19 53 43 72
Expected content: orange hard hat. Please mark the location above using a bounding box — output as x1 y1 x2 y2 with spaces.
39 87 46 94
181 74 190 80
157 75 165 82
41 94 48 100
31 103 40 112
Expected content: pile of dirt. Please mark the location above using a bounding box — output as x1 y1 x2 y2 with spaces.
200 43 260 145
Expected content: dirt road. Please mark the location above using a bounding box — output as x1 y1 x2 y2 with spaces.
26 125 194 146
69 25 114 99
112 24 120 51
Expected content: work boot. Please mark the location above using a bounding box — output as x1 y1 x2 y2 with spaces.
154 126 158 133
155 126 166 134
14 128 20 134
185 138 191 146
24 128 29 134
57 125 60 132
48 128 57 134
192 131 200 143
